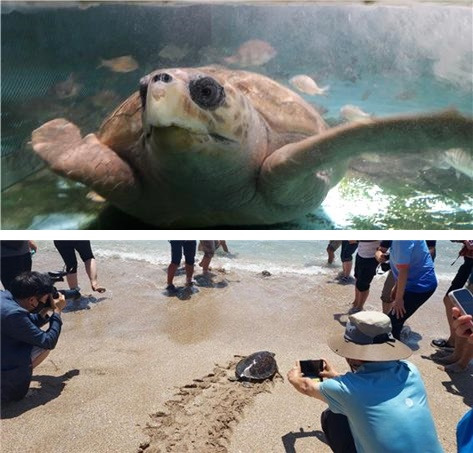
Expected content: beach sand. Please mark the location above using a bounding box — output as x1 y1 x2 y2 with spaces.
2 249 471 453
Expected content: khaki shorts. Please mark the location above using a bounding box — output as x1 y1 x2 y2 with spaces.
199 240 219 257
31 346 46 362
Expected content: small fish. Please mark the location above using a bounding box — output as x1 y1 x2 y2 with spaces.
98 55 138 73
289 75 329 96
53 73 81 99
158 44 189 61
443 148 473 179
90 89 120 109
224 39 276 67
340 104 373 123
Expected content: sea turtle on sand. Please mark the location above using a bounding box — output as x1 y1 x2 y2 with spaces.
233 351 278 382
31 66 473 227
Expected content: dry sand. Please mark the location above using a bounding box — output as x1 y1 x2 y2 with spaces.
1 250 471 453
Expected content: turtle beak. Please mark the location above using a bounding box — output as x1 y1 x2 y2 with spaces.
139 75 150 110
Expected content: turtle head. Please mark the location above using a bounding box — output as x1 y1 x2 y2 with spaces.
139 68 263 155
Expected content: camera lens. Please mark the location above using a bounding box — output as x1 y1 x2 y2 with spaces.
51 287 60 300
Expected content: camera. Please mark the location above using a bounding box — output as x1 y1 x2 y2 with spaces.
48 271 81 301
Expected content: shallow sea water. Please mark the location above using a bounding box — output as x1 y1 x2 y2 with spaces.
1 1 472 229
39 239 463 284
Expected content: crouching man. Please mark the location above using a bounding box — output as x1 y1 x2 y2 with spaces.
1 271 66 402
288 311 444 453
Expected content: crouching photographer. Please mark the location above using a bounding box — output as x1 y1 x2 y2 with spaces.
287 311 443 453
1 271 66 403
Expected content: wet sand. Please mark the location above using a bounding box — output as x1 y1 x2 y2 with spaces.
2 250 471 453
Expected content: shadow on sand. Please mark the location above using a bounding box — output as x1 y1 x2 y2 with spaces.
1 369 80 419
281 428 327 452
62 294 108 313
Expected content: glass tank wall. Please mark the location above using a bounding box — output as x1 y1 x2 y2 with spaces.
1 1 472 229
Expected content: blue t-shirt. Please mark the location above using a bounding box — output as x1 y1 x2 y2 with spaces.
390 240 437 293
457 408 473 453
320 360 444 453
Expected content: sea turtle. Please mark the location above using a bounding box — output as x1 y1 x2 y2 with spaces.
234 351 278 382
31 66 473 227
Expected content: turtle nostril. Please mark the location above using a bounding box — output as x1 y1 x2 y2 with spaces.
153 73 173 83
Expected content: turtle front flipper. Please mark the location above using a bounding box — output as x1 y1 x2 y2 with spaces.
260 110 473 208
31 118 139 202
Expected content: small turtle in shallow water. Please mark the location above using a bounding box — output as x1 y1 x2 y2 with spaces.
232 351 278 383
31 66 473 227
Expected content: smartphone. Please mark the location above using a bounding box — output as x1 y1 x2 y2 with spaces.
448 288 473 318
299 359 324 382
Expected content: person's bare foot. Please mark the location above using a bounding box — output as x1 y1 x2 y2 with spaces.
92 283 106 293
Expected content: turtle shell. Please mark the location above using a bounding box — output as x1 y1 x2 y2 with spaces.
235 351 278 382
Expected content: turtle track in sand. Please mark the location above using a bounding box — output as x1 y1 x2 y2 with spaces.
138 357 280 453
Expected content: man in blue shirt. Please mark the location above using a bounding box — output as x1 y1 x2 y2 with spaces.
288 311 443 453
1 271 66 402
388 240 438 339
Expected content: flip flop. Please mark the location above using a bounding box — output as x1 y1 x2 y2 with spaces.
431 338 454 349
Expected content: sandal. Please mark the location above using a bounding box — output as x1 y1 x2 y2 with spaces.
431 338 454 349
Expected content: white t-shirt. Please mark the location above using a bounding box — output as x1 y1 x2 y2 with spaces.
357 241 381 259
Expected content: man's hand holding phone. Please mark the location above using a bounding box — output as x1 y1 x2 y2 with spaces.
299 358 339 381
299 359 324 382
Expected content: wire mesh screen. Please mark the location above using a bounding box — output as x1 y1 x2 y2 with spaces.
1 1 472 229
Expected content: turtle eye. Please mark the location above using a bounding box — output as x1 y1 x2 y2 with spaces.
152 73 173 83
189 76 225 110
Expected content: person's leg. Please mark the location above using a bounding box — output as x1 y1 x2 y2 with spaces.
352 254 361 308
440 338 473 372
327 243 336 264
54 241 79 288
84 258 105 292
66 273 79 289
356 257 379 310
183 241 197 285
75 241 104 292
200 254 212 274
167 263 179 287
435 336 464 365
457 341 473 369
320 409 357 453
198 241 214 274
340 242 357 280
381 271 395 314
167 241 183 287
31 347 51 369
1 252 32 291
390 289 436 339
354 288 370 310
219 240 229 253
